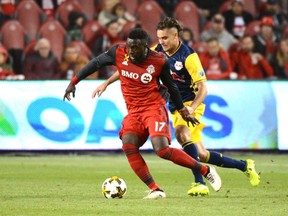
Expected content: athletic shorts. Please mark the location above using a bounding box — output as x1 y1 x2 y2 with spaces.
119 104 171 145
171 101 205 143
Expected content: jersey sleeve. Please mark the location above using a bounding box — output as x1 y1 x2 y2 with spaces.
75 45 118 82
160 59 184 111
184 53 207 83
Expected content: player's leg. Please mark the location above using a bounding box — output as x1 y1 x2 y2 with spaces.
120 115 162 195
174 125 209 196
146 104 221 192
151 136 221 192
172 104 209 196
196 141 260 186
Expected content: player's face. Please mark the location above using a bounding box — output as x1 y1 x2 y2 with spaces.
157 28 179 55
126 39 147 63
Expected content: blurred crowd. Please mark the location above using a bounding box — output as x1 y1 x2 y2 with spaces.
0 0 287 80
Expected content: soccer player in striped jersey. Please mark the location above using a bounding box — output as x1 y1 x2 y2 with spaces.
152 17 260 195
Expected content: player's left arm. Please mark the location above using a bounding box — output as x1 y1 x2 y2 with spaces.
160 60 184 111
185 53 208 114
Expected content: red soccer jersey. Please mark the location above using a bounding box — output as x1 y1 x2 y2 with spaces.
73 44 184 112
115 45 167 110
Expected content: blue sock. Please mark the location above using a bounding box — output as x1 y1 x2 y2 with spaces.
207 151 246 171
182 141 206 185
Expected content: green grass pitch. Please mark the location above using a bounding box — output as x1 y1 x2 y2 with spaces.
0 153 287 216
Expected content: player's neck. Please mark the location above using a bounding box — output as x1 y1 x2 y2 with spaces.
167 41 181 56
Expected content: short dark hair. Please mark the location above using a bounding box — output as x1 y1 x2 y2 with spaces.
105 19 118 28
156 17 183 34
206 37 218 43
128 28 148 41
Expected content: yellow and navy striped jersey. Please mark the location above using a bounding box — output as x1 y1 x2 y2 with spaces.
151 42 206 112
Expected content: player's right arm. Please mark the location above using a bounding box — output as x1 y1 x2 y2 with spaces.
160 59 199 126
63 45 118 101
92 71 120 98
185 53 207 114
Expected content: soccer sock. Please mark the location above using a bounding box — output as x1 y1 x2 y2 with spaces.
122 144 159 190
207 151 246 171
182 141 206 185
157 146 208 176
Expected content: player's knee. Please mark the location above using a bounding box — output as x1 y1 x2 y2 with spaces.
122 143 138 155
198 150 209 162
156 146 171 160
175 126 190 143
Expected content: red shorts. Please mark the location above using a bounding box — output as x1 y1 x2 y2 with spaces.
119 104 171 144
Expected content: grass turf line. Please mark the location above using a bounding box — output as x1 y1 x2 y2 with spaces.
0 153 287 216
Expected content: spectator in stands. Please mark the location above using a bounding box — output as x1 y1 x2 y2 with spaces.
193 0 226 28
222 0 254 38
252 16 279 64
91 19 122 78
111 2 136 31
200 37 233 80
200 13 236 51
271 38 288 79
67 10 87 40
0 45 15 80
258 0 288 38
97 0 119 27
60 43 96 79
23 38 61 80
231 35 274 79
92 19 122 57
180 28 195 48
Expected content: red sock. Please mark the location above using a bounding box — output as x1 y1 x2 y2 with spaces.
122 144 159 190
157 146 208 176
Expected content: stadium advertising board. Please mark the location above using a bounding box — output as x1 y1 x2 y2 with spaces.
0 80 287 150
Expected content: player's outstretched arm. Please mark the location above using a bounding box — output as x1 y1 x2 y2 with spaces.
63 81 76 101
92 70 120 98
64 45 118 102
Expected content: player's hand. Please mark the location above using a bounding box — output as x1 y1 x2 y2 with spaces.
179 107 200 127
63 82 76 101
92 82 108 98
186 106 195 115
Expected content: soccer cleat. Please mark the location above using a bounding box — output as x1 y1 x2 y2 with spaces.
143 189 166 199
244 159 260 186
204 166 222 192
187 183 209 196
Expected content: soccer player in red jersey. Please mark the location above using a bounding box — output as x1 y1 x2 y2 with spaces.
63 28 221 199
94 18 261 197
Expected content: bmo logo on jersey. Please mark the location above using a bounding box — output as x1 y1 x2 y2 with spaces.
121 70 139 79
121 65 155 84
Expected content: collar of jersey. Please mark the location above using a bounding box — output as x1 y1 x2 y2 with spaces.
166 41 182 57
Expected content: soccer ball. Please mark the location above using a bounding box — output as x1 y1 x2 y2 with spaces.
101 176 127 199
